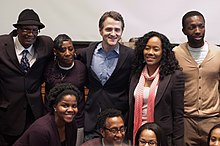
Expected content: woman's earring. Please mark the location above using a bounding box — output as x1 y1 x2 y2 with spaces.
73 53 77 59
54 54 57 61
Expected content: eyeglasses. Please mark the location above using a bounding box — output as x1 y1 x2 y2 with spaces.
139 139 157 146
104 126 126 135
20 27 40 35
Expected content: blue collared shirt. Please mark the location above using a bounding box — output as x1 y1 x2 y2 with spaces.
91 43 119 85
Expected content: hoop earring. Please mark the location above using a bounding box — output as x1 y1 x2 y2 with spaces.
73 53 77 59
54 55 57 61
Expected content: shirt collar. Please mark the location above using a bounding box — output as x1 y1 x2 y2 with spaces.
187 41 208 52
96 42 120 54
14 36 34 56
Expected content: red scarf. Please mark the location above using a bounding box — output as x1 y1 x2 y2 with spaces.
133 65 160 144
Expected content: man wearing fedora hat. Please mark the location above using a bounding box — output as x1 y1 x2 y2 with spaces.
0 9 53 146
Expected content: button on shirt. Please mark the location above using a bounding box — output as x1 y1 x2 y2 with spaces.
173 42 220 117
91 43 119 85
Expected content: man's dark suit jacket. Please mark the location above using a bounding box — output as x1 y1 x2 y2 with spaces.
13 113 77 146
78 42 134 132
127 70 184 146
0 31 53 136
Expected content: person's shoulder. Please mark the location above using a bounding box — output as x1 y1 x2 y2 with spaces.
173 69 184 77
0 34 12 42
74 59 86 71
83 42 100 50
0 33 13 49
34 113 53 125
77 42 99 55
45 60 56 70
74 59 85 66
122 143 129 146
0 34 10 39
170 69 185 82
173 42 187 51
120 43 134 50
36 35 53 42
119 43 135 56
76 42 100 60
35 35 53 52
81 138 102 146
24 113 53 135
208 43 220 51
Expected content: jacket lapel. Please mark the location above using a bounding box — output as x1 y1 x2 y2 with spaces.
155 74 171 106
112 44 128 75
87 42 101 82
5 35 24 73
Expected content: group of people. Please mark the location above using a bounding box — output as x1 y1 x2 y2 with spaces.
0 7 220 146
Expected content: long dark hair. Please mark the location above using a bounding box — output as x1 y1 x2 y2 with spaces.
132 31 181 80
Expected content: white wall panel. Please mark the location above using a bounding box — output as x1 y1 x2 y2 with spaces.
1 0 219 44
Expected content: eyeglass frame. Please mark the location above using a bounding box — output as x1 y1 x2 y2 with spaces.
138 139 158 146
19 27 40 35
103 126 126 135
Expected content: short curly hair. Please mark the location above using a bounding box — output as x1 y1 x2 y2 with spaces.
47 83 81 112
96 108 124 130
132 31 181 80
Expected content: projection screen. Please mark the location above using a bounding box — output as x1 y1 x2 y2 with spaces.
1 0 220 44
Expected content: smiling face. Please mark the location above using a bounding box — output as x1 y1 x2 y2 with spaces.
54 94 78 125
17 25 39 48
209 128 220 146
143 36 163 69
182 15 205 48
54 40 75 67
99 17 123 51
101 116 125 146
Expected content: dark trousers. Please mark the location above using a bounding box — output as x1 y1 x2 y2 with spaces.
0 105 35 146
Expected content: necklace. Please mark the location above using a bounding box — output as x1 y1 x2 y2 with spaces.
58 62 74 70
60 71 69 81
58 62 74 81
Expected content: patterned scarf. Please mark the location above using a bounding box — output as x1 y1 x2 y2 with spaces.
133 65 160 144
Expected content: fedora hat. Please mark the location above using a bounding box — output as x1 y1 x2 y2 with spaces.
13 9 45 29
